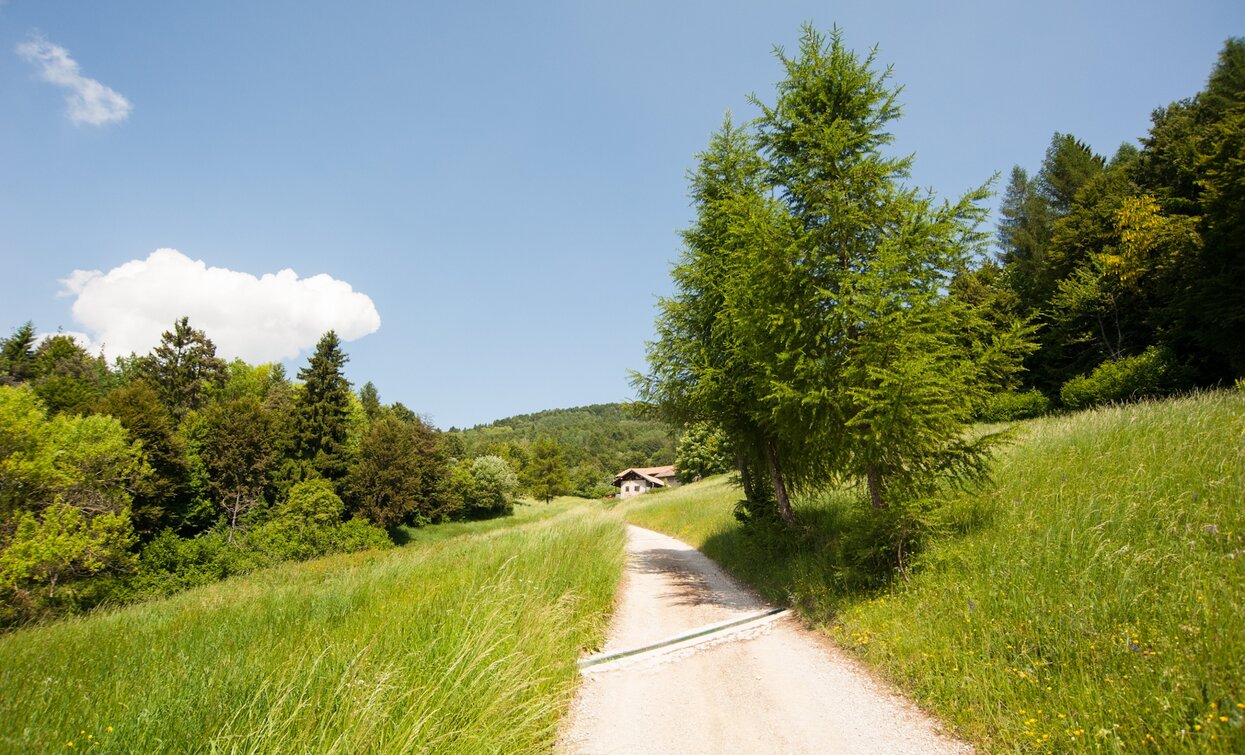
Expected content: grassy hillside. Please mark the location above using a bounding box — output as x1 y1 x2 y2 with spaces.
0 501 625 754
625 391 1244 752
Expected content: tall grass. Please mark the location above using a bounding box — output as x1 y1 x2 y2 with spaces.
626 391 1245 753
0 505 625 753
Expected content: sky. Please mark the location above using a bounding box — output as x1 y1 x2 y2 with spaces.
2 1 1242 429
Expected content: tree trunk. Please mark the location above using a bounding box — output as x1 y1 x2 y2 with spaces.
866 465 886 510
765 440 795 525
736 452 757 503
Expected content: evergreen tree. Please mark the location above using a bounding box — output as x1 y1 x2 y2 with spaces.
641 25 1030 521
359 381 381 422
0 322 37 386
524 436 569 503
140 317 227 420
344 414 447 527
292 331 354 482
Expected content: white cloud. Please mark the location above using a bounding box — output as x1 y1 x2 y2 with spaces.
62 249 382 363
16 37 132 126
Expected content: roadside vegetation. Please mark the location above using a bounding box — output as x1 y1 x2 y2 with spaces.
626 391 1244 752
0 501 624 753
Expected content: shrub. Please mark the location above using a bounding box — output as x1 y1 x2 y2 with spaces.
1059 346 1186 409
977 389 1051 422
248 479 391 561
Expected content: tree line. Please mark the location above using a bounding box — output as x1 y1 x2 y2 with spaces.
637 26 1243 550
974 37 1244 415
0 318 521 625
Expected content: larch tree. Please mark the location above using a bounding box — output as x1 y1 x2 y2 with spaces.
640 25 1030 525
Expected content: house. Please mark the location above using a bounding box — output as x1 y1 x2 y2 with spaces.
612 465 678 498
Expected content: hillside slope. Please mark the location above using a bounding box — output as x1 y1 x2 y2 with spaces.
625 391 1244 752
0 503 625 753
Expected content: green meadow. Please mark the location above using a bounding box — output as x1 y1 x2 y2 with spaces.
625 391 1245 752
0 502 624 754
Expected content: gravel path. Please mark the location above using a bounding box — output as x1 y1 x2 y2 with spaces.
556 525 971 755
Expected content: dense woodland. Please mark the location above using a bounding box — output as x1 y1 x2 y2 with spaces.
971 36 1245 418
639 28 1244 538
0 319 533 625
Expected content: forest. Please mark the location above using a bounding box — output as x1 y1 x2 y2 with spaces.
0 318 568 625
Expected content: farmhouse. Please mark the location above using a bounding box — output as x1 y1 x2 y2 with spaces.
612 465 678 498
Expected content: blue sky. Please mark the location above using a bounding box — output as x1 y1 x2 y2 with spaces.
2 1 1241 428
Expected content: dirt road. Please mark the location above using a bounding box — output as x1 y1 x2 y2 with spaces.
557 525 970 755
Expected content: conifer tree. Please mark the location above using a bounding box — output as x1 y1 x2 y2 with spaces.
641 25 1030 523
140 317 227 420
292 331 354 482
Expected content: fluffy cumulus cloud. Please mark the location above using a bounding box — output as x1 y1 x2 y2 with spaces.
16 37 132 126
62 249 381 362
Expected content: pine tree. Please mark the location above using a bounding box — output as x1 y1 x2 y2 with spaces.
292 331 354 482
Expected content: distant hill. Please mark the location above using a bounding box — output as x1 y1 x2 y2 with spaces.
454 403 676 495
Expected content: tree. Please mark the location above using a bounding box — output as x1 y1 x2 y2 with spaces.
0 322 37 386
200 397 275 542
0 503 135 601
640 26 1030 522
31 334 108 416
635 114 788 519
465 456 519 517
96 380 192 537
292 331 354 482
344 414 447 527
524 436 569 503
140 317 227 420
359 381 382 422
674 422 733 482
0 386 149 521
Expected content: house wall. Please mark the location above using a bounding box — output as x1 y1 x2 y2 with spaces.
618 479 657 498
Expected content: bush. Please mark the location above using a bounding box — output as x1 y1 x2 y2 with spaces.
977 389 1051 422
1059 346 1186 410
248 479 391 562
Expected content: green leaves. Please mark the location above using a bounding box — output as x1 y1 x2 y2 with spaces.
640 25 1029 523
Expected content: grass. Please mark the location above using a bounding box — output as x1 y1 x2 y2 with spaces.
0 503 625 754
625 390 1245 753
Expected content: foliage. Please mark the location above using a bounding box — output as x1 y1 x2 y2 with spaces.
30 334 109 415
139 317 227 420
640 26 1030 524
989 37 1245 397
674 421 733 482
0 321 37 386
0 503 136 623
463 455 520 518
344 414 447 527
976 389 1050 422
0 386 148 520
292 330 355 483
1058 345 1185 410
246 479 390 562
199 397 276 541
625 391 1245 752
523 436 570 503
95 380 191 537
